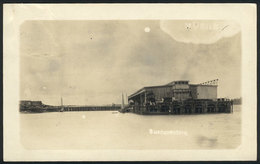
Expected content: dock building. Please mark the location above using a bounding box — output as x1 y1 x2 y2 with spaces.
127 79 233 114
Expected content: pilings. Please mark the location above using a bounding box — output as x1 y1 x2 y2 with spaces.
63 106 120 112
130 99 233 115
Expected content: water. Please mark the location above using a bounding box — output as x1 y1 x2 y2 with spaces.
20 105 241 150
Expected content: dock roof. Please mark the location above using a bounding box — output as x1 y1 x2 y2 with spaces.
128 80 218 99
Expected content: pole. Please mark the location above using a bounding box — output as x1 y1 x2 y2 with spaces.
125 93 128 105
121 93 125 109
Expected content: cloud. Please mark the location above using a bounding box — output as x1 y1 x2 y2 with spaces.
160 20 240 44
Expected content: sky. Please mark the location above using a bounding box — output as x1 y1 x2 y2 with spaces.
20 20 241 105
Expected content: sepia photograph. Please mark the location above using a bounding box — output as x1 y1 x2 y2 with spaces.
3 4 257 161
19 20 241 150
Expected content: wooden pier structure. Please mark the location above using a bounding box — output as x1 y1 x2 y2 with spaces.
19 100 121 113
125 79 233 115
63 105 120 112
128 99 233 115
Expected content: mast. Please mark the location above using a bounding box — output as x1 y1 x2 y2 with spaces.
125 93 128 105
60 97 64 112
61 97 63 106
121 93 125 109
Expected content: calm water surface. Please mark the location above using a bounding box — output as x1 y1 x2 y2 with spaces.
20 105 241 150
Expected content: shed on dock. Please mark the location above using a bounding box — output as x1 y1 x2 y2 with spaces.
128 80 218 105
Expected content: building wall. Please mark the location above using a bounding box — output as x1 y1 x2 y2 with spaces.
145 86 172 101
173 89 191 100
172 83 191 100
20 101 32 106
20 101 42 106
189 85 198 99
31 101 42 106
196 85 217 99
129 83 218 103
173 84 189 89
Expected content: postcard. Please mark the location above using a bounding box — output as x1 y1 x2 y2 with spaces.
3 4 257 161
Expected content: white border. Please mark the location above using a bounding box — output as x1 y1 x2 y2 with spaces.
3 4 257 161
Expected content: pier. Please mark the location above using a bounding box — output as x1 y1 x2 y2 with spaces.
63 105 120 112
125 79 233 115
128 99 233 115
19 100 121 113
